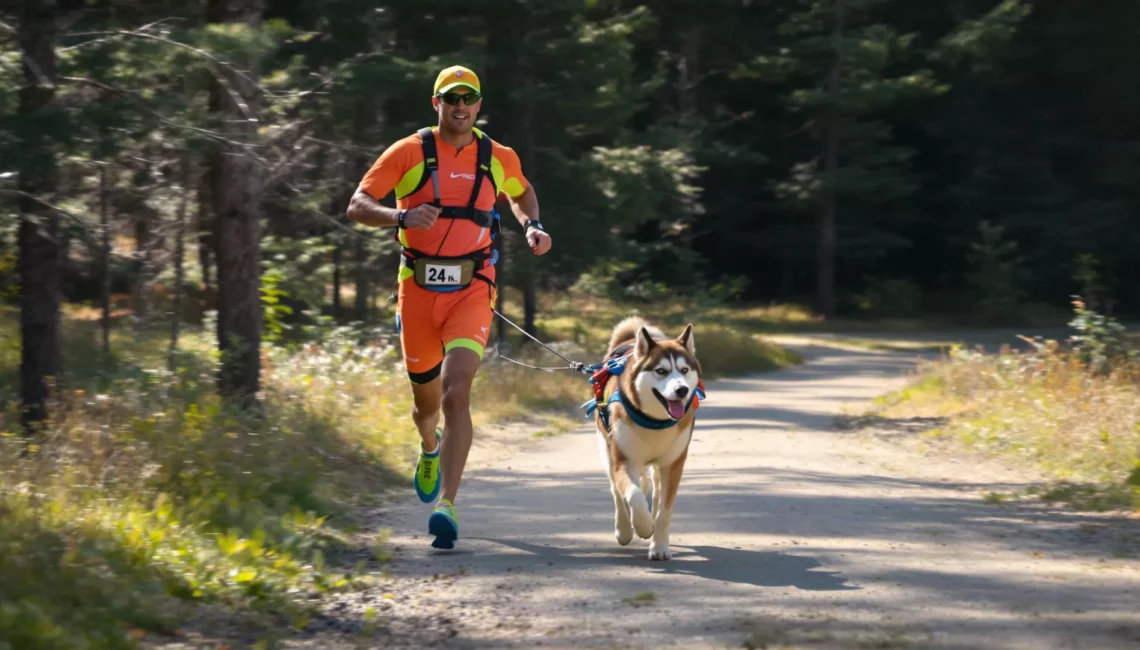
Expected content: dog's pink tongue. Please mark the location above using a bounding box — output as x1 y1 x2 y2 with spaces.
667 400 685 419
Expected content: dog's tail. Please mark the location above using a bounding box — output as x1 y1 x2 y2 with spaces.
607 315 661 353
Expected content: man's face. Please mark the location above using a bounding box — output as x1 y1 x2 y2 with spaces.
433 87 481 134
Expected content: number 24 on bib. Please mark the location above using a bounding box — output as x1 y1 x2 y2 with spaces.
425 263 461 285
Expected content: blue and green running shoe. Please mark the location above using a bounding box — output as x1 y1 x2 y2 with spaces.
413 428 442 503
428 499 459 549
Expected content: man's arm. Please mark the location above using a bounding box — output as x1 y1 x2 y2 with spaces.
506 185 551 255
486 143 549 253
346 188 400 228
347 137 439 229
347 187 440 230
506 184 539 228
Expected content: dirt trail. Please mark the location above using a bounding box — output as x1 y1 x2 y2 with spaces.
305 339 1134 650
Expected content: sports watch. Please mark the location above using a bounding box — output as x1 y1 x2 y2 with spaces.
524 219 544 232
397 209 407 229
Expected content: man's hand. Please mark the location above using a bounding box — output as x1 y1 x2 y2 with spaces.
527 226 552 255
403 204 440 230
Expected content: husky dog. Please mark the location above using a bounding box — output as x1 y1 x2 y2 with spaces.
592 316 702 561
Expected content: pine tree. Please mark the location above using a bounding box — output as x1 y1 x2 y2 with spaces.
207 0 267 405
16 0 64 433
740 0 944 318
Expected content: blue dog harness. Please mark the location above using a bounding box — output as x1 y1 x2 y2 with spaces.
580 346 706 434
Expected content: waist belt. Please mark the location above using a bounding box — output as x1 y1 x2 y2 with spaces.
401 247 495 292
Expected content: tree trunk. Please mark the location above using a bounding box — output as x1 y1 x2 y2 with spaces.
523 279 537 337
354 234 370 321
17 0 62 434
678 26 700 122
132 212 153 329
197 169 213 296
329 182 343 320
169 155 189 369
487 21 518 345
332 232 342 320
208 0 265 405
818 0 845 321
508 20 539 338
100 164 111 355
780 238 795 301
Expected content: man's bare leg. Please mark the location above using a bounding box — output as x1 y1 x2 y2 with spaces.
438 347 481 503
410 375 441 453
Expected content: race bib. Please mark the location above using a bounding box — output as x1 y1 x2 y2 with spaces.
423 262 463 286
411 256 476 290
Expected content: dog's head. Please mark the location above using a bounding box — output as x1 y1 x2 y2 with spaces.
627 323 701 422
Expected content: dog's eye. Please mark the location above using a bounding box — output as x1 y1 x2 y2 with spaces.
656 368 668 376
680 367 689 375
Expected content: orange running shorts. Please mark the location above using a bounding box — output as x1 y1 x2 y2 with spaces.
395 280 496 383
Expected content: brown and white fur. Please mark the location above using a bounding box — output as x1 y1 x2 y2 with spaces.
594 316 701 561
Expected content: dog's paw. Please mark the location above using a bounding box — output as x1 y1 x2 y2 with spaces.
615 521 633 546
630 502 655 539
648 543 671 561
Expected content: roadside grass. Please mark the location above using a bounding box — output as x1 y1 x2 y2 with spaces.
0 309 410 648
738 615 928 650
621 591 657 607
872 338 1140 511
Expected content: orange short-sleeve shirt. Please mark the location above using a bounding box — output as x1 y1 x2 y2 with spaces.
358 127 529 261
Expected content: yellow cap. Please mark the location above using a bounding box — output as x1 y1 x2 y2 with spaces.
433 65 481 95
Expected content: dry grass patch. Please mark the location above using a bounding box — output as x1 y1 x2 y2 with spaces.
0 314 413 648
875 336 1140 511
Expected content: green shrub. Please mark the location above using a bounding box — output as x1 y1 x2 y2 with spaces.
854 276 923 318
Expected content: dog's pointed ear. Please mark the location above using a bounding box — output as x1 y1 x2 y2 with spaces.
677 323 695 355
635 326 657 357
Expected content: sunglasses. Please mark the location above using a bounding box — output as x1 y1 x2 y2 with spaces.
437 91 481 106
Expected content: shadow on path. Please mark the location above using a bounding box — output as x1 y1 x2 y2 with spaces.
472 536 859 592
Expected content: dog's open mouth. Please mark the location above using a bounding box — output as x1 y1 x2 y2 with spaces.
653 389 686 420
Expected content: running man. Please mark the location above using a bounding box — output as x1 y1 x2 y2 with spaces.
346 65 552 549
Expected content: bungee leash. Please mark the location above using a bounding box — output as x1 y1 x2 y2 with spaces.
490 308 592 375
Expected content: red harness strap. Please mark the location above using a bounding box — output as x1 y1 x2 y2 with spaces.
591 364 610 404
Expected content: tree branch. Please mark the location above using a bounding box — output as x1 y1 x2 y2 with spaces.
4 189 112 252
280 182 368 240
60 76 238 145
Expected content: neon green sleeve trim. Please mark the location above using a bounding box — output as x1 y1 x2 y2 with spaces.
394 162 425 199
491 158 506 194
501 177 525 198
444 338 485 357
490 157 526 198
